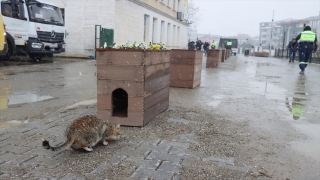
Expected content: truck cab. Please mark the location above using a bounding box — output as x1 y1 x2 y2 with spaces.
219 38 238 55
1 0 65 61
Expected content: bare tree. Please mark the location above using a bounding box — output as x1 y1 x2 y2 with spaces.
186 0 200 42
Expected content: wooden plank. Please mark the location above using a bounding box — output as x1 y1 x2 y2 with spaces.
144 86 169 111
143 98 169 126
98 109 144 126
97 80 144 96
144 50 171 65
145 64 170 81
97 65 144 81
144 74 170 94
96 49 144 65
170 80 194 88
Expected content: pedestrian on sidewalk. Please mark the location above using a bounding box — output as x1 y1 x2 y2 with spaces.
292 26 318 75
288 38 299 62
210 40 216 49
203 42 209 56
195 40 203 51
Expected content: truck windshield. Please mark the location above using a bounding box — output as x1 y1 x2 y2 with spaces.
28 3 64 26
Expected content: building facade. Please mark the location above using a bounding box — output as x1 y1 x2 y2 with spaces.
47 0 188 56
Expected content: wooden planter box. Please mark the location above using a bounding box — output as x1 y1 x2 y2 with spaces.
170 49 202 88
96 48 171 126
206 49 222 68
220 48 226 62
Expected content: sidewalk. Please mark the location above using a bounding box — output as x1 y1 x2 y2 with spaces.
0 54 319 179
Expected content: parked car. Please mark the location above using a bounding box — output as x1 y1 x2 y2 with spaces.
0 14 8 60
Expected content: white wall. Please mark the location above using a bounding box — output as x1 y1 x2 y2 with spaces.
114 0 188 49
46 0 187 56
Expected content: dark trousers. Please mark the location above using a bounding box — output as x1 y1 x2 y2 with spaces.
299 46 313 70
289 50 296 61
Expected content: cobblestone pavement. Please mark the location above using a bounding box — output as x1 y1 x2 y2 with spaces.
0 54 319 179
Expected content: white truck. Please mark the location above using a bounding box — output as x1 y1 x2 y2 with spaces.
1 0 65 61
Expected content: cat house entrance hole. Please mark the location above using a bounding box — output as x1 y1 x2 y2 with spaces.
112 88 128 117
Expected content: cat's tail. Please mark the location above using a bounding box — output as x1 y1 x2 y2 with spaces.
42 139 72 151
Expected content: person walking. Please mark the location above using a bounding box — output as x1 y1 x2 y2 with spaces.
203 42 209 56
292 26 318 75
195 40 203 51
288 38 298 62
210 40 216 49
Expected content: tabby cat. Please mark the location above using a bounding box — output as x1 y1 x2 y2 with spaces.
42 115 121 152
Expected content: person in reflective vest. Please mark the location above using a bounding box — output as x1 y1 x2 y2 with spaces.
210 40 216 49
292 26 318 75
225 41 232 49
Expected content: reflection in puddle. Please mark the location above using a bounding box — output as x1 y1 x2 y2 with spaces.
249 81 287 100
285 97 307 120
0 91 54 110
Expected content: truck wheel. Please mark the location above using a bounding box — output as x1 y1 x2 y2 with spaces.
3 41 13 61
29 54 44 62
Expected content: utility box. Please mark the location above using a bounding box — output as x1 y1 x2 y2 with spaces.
96 49 171 126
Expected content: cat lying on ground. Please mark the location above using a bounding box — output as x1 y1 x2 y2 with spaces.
42 115 121 152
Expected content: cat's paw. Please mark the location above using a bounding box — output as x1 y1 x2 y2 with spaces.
83 147 93 152
102 141 109 146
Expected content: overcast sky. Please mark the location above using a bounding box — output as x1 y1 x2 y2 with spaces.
193 0 320 37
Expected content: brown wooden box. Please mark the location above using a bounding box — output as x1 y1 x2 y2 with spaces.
170 49 202 88
220 48 226 62
96 48 171 126
206 49 222 68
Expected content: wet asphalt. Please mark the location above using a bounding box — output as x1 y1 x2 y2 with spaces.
0 53 319 179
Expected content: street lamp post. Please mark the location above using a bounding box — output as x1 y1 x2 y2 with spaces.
269 10 275 57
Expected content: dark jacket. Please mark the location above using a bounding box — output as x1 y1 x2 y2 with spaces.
288 41 299 52
195 41 203 50
203 42 209 50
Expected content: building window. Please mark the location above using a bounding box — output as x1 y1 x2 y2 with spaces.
160 21 165 43
173 25 176 46
173 0 176 10
152 18 158 43
177 26 180 47
167 23 171 46
144 15 150 42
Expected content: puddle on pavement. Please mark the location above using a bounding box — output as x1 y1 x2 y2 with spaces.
0 92 54 110
249 81 287 100
0 119 29 129
290 123 320 162
207 95 223 108
64 99 97 110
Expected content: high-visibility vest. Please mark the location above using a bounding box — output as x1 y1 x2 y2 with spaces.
300 31 316 42
227 41 232 46
211 42 216 46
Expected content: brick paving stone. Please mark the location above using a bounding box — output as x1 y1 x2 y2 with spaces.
0 145 34 154
109 155 127 165
131 166 154 179
22 155 64 169
149 169 174 180
157 161 181 172
0 133 12 142
60 173 86 180
147 151 183 163
168 146 187 157
0 162 35 177
140 159 162 170
137 143 171 154
21 166 59 179
0 152 36 164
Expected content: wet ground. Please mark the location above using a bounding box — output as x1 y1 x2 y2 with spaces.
0 54 319 179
